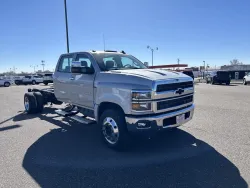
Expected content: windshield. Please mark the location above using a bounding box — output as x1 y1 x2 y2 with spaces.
92 53 147 71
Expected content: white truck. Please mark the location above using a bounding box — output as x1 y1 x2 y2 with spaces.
23 50 195 149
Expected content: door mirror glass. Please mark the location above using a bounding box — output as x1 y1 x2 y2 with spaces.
71 61 94 74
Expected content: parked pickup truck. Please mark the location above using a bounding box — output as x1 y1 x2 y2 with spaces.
23 50 195 149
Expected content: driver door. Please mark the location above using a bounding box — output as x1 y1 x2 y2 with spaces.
70 53 96 109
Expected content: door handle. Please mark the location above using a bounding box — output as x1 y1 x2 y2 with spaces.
70 77 75 80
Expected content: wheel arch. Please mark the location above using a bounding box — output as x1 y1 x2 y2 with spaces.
96 102 125 123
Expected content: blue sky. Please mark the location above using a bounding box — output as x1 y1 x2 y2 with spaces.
0 0 249 73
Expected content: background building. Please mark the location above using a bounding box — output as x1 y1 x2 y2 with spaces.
220 65 250 79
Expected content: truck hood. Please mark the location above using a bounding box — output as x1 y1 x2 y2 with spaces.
109 69 190 81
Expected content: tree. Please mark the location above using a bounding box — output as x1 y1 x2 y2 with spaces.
230 59 243 65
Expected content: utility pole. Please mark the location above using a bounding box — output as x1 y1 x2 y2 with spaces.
64 0 70 53
177 58 180 70
147 46 158 67
41 60 45 72
203 61 206 79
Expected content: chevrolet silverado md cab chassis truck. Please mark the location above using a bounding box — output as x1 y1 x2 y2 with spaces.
23 50 195 150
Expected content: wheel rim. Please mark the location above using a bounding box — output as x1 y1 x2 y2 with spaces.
64 104 75 112
243 79 246 85
5 83 10 87
32 81 35 84
24 97 29 111
102 117 119 145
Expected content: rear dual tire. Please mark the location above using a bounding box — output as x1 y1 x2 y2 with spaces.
24 92 44 114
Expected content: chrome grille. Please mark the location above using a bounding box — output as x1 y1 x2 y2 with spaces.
157 95 193 110
156 81 193 92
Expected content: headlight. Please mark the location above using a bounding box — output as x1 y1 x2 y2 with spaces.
132 102 152 111
132 91 151 100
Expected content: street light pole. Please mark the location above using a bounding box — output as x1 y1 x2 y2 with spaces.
41 60 45 72
203 61 206 79
147 46 158 67
64 0 70 53
177 58 180 70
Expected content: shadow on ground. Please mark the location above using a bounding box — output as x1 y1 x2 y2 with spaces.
5 107 244 188
0 124 21 131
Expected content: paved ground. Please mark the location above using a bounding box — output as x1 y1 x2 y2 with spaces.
0 83 249 188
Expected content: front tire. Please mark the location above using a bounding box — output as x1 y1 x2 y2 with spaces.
99 109 130 150
4 82 10 87
44 82 48 85
243 79 247 85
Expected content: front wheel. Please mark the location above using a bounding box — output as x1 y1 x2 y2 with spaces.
99 109 130 150
226 81 230 85
243 79 247 85
32 80 36 85
43 82 48 85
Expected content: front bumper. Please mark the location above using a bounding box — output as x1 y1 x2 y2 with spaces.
125 104 194 134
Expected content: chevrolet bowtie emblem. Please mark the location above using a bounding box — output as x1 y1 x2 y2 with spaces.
175 88 184 95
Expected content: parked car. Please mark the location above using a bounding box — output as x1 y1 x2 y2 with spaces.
22 75 43 85
206 71 231 85
23 50 195 150
181 70 194 80
243 72 250 85
14 76 23 85
0 78 11 87
43 73 53 85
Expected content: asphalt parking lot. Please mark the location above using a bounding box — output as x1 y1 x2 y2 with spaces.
0 83 249 188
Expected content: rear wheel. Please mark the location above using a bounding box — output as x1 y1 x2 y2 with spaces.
24 93 37 114
32 80 36 85
33 92 44 112
99 109 130 150
226 81 230 85
44 82 48 85
4 82 10 87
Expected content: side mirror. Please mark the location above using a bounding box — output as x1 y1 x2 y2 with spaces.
71 61 94 74
144 62 149 67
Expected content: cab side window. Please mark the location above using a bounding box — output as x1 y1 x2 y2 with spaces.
58 55 73 73
75 54 94 71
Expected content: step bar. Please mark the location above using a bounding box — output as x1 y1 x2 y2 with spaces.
55 109 96 125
